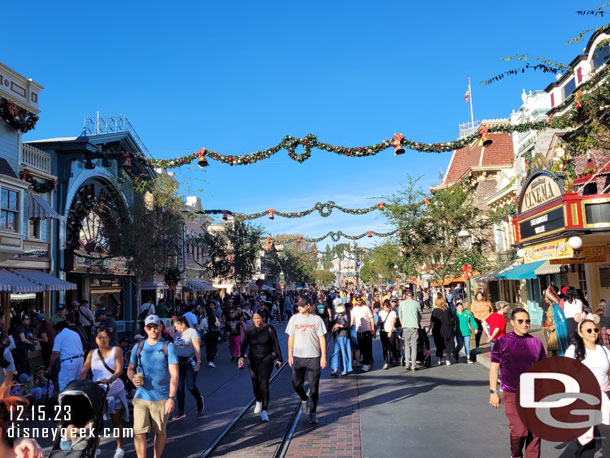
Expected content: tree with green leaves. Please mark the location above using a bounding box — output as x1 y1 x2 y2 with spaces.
314 269 336 288
102 173 185 315
383 176 493 288
358 241 401 286
225 220 264 291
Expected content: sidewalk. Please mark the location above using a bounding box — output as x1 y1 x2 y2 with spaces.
475 325 545 368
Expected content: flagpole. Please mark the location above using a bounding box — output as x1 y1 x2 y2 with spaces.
468 77 474 126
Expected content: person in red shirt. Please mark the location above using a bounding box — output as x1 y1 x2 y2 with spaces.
486 301 509 349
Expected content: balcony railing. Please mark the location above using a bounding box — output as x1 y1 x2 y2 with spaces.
22 144 52 175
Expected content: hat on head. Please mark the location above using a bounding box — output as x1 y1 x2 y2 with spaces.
71 301 80 306
57 304 65 310
335 304 346 313
562 286 569 295
144 315 161 326
296 297 310 308
18 373 31 383
96 308 107 316
390 297 398 302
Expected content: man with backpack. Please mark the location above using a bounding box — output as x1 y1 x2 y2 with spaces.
128 315 178 458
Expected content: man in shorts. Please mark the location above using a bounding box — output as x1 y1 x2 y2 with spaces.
286 297 327 424
128 315 178 458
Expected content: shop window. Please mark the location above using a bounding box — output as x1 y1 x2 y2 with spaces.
593 42 610 70
28 218 41 239
563 78 576 98
0 188 19 233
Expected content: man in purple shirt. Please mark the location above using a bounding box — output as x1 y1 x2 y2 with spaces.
489 307 546 458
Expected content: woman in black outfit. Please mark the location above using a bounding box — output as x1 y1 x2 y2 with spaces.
238 312 283 422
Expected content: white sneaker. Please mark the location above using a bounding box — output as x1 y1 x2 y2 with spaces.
361 365 369 372
438 359 444 366
340 371 347 376
445 360 451 366
114 448 125 458
261 410 269 422
254 401 262 414
467 360 474 364
208 361 215 368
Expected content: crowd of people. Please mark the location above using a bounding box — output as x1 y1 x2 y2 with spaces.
4 279 609 457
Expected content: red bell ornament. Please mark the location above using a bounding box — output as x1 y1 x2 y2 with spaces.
198 148 209 168
268 209 274 220
393 133 405 156
367 231 373 238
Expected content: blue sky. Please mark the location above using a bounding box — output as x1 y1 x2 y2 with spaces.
2 0 601 248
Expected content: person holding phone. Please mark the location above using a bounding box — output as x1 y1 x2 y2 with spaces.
238 311 283 422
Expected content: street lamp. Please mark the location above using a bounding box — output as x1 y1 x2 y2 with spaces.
457 229 472 250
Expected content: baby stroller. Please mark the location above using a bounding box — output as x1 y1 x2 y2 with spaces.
416 327 431 368
49 379 109 457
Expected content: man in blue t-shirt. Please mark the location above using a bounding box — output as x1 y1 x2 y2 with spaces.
128 315 178 458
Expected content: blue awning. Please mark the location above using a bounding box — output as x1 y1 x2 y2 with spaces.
11 270 77 291
496 261 546 280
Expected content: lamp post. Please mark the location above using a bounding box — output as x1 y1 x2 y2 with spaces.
456 230 473 308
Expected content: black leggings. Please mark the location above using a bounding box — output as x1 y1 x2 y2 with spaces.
474 318 483 348
204 333 218 362
357 331 373 365
249 355 275 410
380 331 399 363
292 357 321 413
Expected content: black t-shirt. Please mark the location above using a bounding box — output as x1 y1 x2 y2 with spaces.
13 325 28 349
225 319 241 336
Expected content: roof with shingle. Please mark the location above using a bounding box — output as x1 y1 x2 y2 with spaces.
444 133 514 184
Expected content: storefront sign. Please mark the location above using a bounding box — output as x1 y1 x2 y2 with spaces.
524 238 574 263
521 175 562 213
550 246 606 264
519 206 565 241
74 253 129 275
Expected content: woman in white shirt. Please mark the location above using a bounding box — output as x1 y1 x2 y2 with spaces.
565 314 610 456
377 300 398 370
563 287 584 343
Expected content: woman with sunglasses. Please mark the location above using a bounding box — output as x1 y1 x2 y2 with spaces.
564 313 610 456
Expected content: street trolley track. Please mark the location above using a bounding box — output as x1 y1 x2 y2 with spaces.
199 360 302 458
202 337 332 458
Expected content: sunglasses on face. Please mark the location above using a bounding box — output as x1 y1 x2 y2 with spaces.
145 325 159 330
515 319 531 325
584 328 600 334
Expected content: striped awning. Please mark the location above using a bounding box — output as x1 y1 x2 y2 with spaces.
29 194 60 220
0 270 45 293
474 259 521 283
497 261 546 280
534 261 562 276
186 280 217 291
11 270 77 291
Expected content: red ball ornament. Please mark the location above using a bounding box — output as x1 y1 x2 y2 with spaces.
244 158 249 163
436 143 440 147
347 153 351 156
259 153 263 157
304 140 308 144
181 158 186 163
357 147 362 150
229 157 233 162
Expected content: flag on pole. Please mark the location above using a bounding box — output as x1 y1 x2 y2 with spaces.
464 86 470 104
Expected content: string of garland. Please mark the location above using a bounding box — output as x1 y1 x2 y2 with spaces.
148 118 573 169
196 201 386 220
272 228 399 244
19 169 58 194
0 98 39 133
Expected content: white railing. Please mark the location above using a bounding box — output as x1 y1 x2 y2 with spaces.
459 120 481 138
21 144 52 174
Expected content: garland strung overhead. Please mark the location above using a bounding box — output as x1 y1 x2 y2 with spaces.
268 228 399 244
149 118 573 169
19 169 58 194
198 201 386 220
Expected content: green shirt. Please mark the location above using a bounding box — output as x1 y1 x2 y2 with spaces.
453 310 478 336
49 313 66 326
156 304 170 318
398 299 421 329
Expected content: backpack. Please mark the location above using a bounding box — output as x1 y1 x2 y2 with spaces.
135 340 169 371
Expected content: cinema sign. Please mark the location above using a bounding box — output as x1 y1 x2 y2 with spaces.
520 174 562 213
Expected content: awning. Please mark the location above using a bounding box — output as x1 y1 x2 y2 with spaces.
186 280 216 291
0 270 45 293
496 261 546 280
474 259 520 283
11 270 77 291
430 277 466 287
534 261 562 276
29 195 61 220
141 281 168 290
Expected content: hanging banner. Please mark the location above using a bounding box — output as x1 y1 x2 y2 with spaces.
550 246 606 264
524 238 574 263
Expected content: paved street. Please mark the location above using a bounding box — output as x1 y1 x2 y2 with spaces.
32 325 585 457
